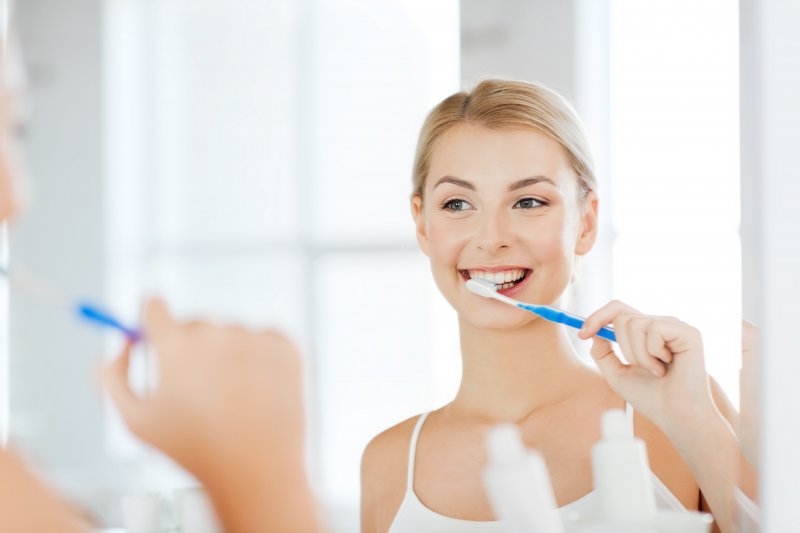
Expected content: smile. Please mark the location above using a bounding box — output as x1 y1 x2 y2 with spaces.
459 268 531 291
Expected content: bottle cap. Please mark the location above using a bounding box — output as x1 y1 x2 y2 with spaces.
485 423 525 463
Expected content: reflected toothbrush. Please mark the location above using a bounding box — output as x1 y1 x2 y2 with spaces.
0 263 142 341
465 278 617 342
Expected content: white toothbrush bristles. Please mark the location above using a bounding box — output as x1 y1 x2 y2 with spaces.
465 278 498 297
465 278 521 307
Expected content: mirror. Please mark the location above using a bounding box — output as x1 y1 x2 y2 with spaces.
3 1 762 531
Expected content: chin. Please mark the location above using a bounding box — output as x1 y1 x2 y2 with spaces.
458 305 538 332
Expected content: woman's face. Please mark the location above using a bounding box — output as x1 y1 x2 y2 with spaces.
412 124 598 330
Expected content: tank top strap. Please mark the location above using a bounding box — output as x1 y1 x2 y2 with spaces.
625 402 635 434
406 412 430 492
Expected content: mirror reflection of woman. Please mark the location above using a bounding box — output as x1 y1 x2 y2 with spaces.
0 30 320 533
361 79 748 533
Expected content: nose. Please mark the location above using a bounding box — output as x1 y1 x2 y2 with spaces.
474 208 513 255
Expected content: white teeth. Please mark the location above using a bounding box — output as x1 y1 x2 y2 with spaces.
467 269 527 287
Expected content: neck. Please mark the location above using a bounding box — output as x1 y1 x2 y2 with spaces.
452 316 591 423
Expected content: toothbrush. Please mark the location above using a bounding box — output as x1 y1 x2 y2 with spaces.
0 264 142 341
466 278 617 342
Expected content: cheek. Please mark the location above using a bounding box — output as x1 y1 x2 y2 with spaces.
527 216 575 262
426 219 469 266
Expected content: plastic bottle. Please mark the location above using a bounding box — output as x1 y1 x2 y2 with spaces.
591 409 656 523
482 423 564 533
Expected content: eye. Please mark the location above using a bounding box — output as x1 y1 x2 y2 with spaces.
514 197 547 209
441 198 474 212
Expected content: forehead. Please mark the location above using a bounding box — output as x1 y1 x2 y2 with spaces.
427 124 574 191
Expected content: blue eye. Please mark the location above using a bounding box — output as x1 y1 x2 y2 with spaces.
514 197 546 209
441 198 474 212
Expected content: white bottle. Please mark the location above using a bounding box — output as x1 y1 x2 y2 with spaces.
591 409 656 523
482 423 564 533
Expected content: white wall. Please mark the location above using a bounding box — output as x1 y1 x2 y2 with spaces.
740 0 800 530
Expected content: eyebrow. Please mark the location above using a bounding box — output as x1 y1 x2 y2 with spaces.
433 175 558 192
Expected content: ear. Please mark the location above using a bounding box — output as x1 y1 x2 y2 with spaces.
574 190 599 256
411 194 430 257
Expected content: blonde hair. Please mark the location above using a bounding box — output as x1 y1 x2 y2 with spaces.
412 79 596 201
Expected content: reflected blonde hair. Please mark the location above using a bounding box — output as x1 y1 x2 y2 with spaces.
412 79 596 202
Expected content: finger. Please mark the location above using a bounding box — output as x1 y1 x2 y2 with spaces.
590 336 627 390
630 316 666 377
579 300 639 339
142 297 176 345
101 343 145 432
614 313 637 365
644 323 673 367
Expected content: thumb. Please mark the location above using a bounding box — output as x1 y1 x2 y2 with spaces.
142 297 176 345
101 343 145 435
590 337 626 388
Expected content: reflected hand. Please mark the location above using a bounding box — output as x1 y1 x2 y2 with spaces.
101 297 306 476
579 300 715 433
101 298 320 533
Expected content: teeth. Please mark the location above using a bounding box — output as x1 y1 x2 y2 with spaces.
467 268 526 284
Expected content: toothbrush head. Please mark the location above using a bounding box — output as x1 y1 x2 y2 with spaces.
466 278 498 298
466 277 522 307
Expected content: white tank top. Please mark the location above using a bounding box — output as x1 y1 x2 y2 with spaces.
387 405 686 533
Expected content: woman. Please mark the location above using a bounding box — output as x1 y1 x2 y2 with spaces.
0 28 321 533
361 79 744 533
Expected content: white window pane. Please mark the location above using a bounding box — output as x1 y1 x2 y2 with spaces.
310 1 460 244
144 252 307 343
148 0 300 244
314 251 459 507
610 0 739 232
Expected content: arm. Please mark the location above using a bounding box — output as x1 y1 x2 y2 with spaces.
580 302 745 533
361 442 379 533
102 298 322 533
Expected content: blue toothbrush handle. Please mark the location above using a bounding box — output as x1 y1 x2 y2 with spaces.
594 326 617 343
517 304 617 343
76 302 142 341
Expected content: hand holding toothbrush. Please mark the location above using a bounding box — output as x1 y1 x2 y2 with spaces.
101 298 321 533
580 300 743 533
578 300 715 433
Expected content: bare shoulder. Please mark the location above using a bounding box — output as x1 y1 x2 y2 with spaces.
360 414 422 533
362 415 421 487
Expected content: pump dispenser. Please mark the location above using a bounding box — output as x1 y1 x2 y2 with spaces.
591 409 656 523
482 423 563 533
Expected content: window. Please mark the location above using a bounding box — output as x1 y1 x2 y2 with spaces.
105 1 460 528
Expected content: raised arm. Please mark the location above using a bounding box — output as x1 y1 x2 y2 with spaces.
580 301 752 533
